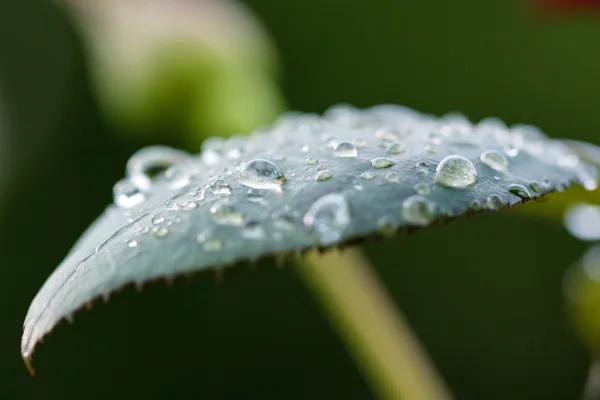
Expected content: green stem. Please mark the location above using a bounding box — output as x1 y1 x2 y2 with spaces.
295 248 452 400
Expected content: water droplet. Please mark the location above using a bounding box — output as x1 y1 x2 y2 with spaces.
152 214 165 225
480 150 508 172
416 161 429 175
300 145 310 153
113 179 145 209
360 172 375 180
564 203 600 241
241 221 266 240
152 226 169 238
180 201 198 211
375 128 401 143
315 170 332 182
402 195 436 226
196 233 223 251
371 157 394 169
414 183 431 195
484 195 504 210
386 142 406 154
469 200 482 211
190 188 205 201
377 217 397 236
529 181 542 193
239 159 286 190
333 142 358 158
164 165 191 190
306 157 318 165
210 201 244 226
126 239 138 248
303 193 351 245
508 183 531 200
165 200 180 211
435 155 477 188
127 146 189 192
210 179 232 196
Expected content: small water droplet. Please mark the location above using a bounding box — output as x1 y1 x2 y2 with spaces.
484 195 504 210
469 200 482 211
152 226 169 238
165 200 180 211
360 172 375 180
180 201 198 211
416 161 429 175
126 239 138 248
113 179 145 209
435 155 477 188
333 142 358 158
152 214 165 225
508 183 531 200
164 165 191 190
315 170 332 182
386 142 406 154
316 164 328 171
241 221 266 240
529 181 542 193
306 157 318 165
210 201 244 226
190 188 205 201
303 193 351 245
480 150 508 172
239 159 286 190
402 195 436 226
210 179 232 195
196 233 223 251
371 157 394 169
377 217 397 236
414 183 431 195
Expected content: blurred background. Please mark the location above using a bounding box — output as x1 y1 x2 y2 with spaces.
0 0 599 398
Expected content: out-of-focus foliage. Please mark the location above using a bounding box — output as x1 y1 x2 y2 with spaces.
58 0 285 147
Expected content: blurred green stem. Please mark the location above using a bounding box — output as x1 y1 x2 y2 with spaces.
296 248 452 400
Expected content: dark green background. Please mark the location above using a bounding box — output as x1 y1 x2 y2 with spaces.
0 0 599 398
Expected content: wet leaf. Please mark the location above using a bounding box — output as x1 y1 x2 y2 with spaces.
22 104 597 361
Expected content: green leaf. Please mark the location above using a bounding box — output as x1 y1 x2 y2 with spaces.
21 104 597 361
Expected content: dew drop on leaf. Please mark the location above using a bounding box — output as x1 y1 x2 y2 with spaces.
480 150 508 172
113 179 145 209
371 157 394 169
239 159 286 190
508 183 531 200
210 200 244 226
210 179 232 196
333 142 358 158
315 170 332 182
402 195 436 226
303 193 351 245
435 155 478 188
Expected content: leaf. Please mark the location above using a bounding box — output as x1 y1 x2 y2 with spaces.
21 104 597 361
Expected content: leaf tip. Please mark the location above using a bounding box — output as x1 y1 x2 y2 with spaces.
23 356 35 377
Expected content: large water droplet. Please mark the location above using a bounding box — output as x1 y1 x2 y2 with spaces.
480 150 508 172
333 142 358 158
303 193 351 245
564 203 600 241
127 146 189 192
210 179 232 196
371 157 394 169
239 159 286 190
113 179 145 209
435 155 477 188
210 201 244 226
402 195 436 226
386 142 406 154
